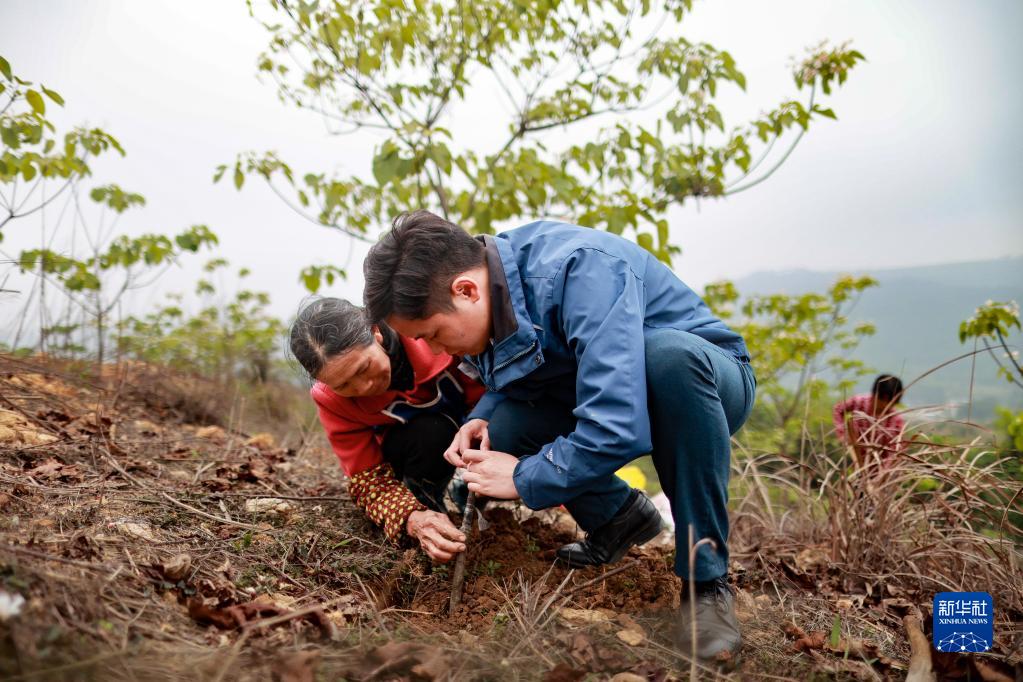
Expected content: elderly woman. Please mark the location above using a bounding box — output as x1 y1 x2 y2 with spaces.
289 297 484 561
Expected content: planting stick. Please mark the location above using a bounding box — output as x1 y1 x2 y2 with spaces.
448 490 477 613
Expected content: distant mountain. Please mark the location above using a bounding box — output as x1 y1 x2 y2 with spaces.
734 256 1023 421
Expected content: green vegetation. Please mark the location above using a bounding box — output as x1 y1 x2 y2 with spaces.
223 0 862 289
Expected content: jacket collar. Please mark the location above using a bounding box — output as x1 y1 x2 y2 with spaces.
478 235 541 387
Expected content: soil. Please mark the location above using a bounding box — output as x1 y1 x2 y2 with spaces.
1 353 1020 681
401 508 681 632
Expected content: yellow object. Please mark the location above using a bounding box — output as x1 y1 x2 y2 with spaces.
615 465 647 491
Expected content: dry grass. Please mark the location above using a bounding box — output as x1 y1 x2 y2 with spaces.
730 419 1023 666
2 353 1022 680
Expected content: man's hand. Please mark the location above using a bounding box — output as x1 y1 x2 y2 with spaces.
444 418 490 467
406 510 466 563
461 449 520 499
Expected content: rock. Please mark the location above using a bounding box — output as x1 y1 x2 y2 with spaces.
134 419 160 434
245 433 276 450
616 629 645 646
610 674 647 682
0 409 58 445
244 498 294 516
112 520 157 541
162 553 192 581
196 425 227 442
0 591 26 621
558 607 611 626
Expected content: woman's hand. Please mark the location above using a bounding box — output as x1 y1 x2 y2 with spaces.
406 510 466 562
444 418 490 467
461 449 521 500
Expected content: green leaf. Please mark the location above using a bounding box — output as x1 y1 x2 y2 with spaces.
829 615 841 649
25 89 45 115
41 86 64 106
233 166 244 190
636 232 654 252
302 271 320 293
0 56 11 81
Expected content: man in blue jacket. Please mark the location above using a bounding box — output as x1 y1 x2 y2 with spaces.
363 210 755 662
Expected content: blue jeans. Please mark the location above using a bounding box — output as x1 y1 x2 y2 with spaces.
488 328 755 581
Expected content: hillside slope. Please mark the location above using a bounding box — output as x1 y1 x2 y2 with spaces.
735 256 1023 419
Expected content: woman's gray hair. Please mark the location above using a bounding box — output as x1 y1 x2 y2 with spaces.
289 297 374 380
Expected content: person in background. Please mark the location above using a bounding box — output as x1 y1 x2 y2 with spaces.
833 374 906 469
289 297 484 562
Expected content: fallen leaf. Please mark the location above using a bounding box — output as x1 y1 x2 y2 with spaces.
245 433 276 450
411 647 451 680
544 663 586 682
161 553 192 581
616 613 645 635
27 458 64 478
568 632 598 668
783 622 828 653
609 674 647 682
272 651 319 682
112 520 158 542
340 641 449 681
196 425 227 442
794 546 830 572
616 628 645 646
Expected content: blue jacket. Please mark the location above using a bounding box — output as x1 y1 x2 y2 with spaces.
466 221 748 511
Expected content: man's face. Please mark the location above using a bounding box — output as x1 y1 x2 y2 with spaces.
387 274 491 357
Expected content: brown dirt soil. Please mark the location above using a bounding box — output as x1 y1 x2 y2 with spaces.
1 353 1020 681
402 508 681 632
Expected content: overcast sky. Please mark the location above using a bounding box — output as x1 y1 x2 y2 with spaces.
1 0 1021 329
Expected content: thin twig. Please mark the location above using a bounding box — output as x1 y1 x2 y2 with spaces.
103 454 263 531
564 558 642 595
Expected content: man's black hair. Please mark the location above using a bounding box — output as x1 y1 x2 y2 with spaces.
872 374 904 402
363 210 485 323
288 297 374 379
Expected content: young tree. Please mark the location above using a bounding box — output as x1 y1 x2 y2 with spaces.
2 57 219 366
704 275 878 454
223 0 863 289
15 184 218 366
0 55 123 235
118 259 285 385
960 300 1023 453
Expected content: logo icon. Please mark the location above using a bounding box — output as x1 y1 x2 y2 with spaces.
933 592 993 653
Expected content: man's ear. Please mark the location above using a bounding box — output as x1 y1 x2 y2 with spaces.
451 274 481 302
371 324 384 345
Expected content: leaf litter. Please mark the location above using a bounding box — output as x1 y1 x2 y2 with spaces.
1 354 1020 680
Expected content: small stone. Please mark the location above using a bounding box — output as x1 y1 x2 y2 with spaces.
610 674 647 682
558 607 611 626
244 498 293 516
162 553 192 581
616 629 645 646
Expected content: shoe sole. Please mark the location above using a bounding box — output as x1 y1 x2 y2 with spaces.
556 513 663 569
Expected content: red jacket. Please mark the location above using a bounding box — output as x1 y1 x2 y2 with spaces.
312 335 484 540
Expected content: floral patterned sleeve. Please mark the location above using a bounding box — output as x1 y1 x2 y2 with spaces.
347 462 427 542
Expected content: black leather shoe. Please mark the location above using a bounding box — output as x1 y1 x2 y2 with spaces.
555 489 662 568
676 575 742 664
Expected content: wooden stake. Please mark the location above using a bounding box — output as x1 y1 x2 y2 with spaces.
448 490 477 613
